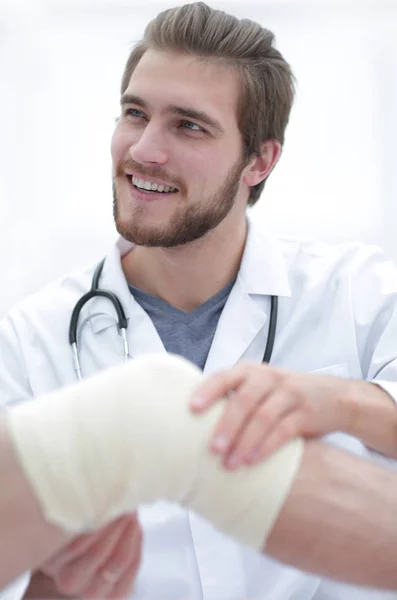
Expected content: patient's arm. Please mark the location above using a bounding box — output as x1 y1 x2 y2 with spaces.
2 415 397 592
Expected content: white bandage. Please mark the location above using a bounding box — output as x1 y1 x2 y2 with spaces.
7 354 303 551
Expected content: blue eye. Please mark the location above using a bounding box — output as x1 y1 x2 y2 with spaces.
182 120 203 132
125 108 145 118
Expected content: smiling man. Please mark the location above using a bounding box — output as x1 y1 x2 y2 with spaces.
2 3 397 600
112 50 271 254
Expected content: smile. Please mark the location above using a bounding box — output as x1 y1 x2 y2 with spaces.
129 176 178 194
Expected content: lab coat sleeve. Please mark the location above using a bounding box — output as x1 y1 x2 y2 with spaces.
351 245 397 467
0 313 34 600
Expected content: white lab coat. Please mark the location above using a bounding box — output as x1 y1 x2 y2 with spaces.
1 217 397 600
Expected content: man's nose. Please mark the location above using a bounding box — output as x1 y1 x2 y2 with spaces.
128 123 168 166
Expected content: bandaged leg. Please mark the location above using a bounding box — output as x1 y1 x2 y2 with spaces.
6 354 303 552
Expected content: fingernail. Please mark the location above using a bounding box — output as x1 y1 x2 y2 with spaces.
212 435 229 453
225 455 243 470
190 396 206 409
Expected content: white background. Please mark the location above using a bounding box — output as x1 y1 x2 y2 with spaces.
0 0 396 313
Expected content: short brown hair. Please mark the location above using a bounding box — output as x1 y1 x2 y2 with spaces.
121 2 295 205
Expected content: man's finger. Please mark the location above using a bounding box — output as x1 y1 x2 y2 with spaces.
190 368 247 411
224 390 293 468
54 518 129 595
82 523 141 600
210 375 276 456
99 518 142 583
105 552 142 600
82 575 113 599
249 412 302 462
43 514 137 576
42 528 105 575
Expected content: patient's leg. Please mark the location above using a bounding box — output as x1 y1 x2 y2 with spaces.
7 355 301 545
2 354 397 590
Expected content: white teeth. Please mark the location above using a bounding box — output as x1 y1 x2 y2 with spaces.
131 176 177 193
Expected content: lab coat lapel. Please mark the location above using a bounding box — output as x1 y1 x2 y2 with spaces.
204 278 269 374
204 216 291 375
127 296 166 357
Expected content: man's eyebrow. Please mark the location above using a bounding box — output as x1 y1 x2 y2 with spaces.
120 94 148 108
120 94 224 133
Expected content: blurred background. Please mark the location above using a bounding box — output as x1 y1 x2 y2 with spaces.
0 0 396 314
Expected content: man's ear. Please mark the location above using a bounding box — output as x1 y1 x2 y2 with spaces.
242 140 282 187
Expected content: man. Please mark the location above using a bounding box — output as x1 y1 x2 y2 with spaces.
1 353 397 594
2 2 397 599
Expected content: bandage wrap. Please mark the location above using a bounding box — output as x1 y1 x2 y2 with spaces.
7 354 303 551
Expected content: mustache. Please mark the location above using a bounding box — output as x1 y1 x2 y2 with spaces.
116 159 184 191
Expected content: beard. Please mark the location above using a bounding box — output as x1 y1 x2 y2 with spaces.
112 155 246 248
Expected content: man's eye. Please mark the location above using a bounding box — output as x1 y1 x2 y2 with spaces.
182 120 203 132
125 108 145 118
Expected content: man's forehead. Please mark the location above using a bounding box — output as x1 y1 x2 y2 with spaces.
124 50 241 126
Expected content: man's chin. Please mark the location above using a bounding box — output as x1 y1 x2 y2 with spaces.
114 221 172 247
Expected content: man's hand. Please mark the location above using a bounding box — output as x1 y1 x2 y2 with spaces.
25 513 142 599
190 362 357 469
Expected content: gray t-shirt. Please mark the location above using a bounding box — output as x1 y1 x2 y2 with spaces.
129 281 235 370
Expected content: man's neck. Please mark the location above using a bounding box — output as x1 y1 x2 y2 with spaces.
122 218 248 312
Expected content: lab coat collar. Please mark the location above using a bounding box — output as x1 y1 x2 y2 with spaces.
88 215 291 334
237 216 291 297
88 238 135 334
203 217 291 373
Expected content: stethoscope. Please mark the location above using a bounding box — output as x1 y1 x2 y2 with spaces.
69 258 278 380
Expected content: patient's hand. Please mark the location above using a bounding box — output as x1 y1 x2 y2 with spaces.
24 513 142 599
